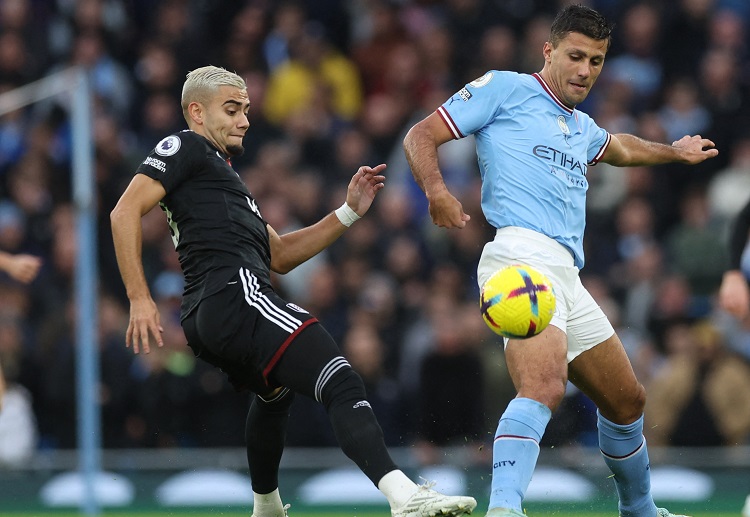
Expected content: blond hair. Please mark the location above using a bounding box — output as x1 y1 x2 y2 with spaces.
180 65 246 121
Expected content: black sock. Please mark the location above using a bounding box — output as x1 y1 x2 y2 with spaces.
246 388 294 493
321 368 397 485
269 323 398 486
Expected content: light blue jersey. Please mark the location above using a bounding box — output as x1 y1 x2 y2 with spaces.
439 70 610 268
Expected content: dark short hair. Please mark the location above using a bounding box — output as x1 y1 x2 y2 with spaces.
550 4 614 49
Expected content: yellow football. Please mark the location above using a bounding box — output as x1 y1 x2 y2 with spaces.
480 264 556 338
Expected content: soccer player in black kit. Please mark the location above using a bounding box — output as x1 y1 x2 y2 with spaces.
111 66 477 517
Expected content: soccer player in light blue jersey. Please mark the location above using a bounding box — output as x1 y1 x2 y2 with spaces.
404 5 719 517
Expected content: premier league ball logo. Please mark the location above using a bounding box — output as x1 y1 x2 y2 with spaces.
155 135 181 156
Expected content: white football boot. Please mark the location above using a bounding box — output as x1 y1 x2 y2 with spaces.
391 482 477 516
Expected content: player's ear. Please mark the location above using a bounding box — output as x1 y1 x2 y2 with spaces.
542 41 553 62
187 102 204 125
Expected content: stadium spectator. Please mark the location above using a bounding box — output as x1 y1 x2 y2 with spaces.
665 187 728 297
263 21 363 127
341 322 405 445
645 320 750 446
0 313 37 465
416 299 485 460
351 0 410 97
602 3 664 111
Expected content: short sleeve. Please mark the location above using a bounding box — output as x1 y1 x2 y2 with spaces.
584 117 611 165
438 71 513 139
135 132 202 193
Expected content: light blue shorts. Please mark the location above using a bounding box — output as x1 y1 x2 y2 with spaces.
477 226 615 363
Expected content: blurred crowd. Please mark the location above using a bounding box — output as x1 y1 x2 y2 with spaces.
1 0 750 467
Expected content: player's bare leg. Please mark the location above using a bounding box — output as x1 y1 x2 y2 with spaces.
568 334 644 424
485 325 567 515
505 326 569 410
569 335 690 517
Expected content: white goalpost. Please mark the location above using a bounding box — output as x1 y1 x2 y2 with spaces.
0 67 101 516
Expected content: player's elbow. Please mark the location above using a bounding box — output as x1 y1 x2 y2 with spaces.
269 249 297 275
110 202 137 232
270 259 293 275
109 204 124 229
403 121 426 150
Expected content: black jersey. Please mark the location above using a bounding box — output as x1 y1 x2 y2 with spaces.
136 130 271 319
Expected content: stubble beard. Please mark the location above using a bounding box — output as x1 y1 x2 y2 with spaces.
227 144 245 157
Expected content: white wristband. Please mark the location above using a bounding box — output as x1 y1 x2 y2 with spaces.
334 202 360 227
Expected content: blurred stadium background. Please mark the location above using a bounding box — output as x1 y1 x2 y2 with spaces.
0 0 749 515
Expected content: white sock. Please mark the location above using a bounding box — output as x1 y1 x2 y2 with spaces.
252 488 283 516
377 470 419 509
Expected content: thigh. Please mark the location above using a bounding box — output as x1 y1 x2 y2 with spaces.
505 325 569 411
568 333 645 423
183 271 319 396
270 322 349 402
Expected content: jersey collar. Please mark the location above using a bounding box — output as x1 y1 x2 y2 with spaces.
532 73 574 114
192 130 233 164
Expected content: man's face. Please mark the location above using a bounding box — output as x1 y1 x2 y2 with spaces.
542 32 608 107
199 85 250 156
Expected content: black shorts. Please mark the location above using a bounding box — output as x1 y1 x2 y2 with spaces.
182 268 318 397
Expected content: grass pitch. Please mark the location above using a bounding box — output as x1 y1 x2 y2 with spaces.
0 510 738 517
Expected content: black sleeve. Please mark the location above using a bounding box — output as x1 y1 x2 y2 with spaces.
135 132 201 193
728 198 750 270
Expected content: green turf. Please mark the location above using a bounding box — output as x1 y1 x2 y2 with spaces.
0 510 738 517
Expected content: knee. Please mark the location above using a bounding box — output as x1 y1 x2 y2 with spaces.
628 383 647 419
520 379 567 412
542 381 568 412
320 367 367 409
603 383 646 424
255 387 295 412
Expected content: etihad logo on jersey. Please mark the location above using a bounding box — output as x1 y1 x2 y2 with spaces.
143 156 166 172
533 145 587 176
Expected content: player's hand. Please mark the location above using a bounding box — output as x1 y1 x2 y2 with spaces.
672 135 719 164
719 270 750 318
345 163 386 216
6 254 42 284
126 297 164 354
427 187 471 229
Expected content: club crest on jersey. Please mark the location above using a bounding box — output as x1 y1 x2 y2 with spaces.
155 135 181 156
556 115 571 135
469 72 493 88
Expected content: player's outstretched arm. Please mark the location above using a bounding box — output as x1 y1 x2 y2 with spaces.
269 164 386 274
403 112 470 229
111 174 166 354
0 252 42 284
719 270 750 318
720 198 750 318
340 163 386 215
602 133 719 167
